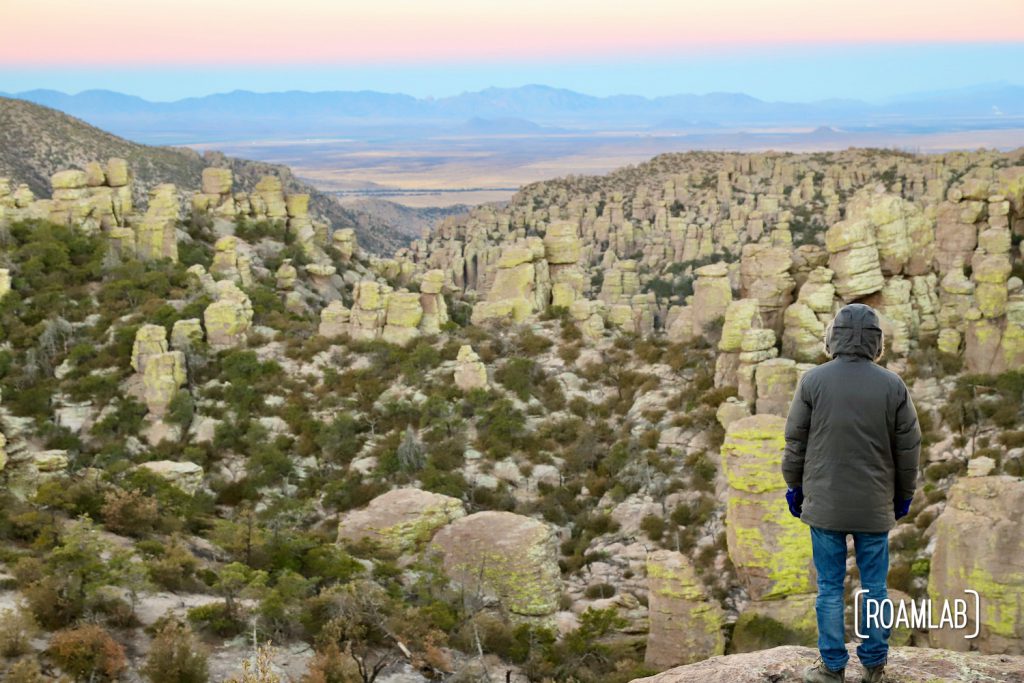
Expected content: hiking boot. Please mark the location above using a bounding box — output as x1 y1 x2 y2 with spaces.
804 657 846 682
861 662 886 682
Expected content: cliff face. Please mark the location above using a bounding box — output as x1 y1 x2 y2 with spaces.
629 645 1024 683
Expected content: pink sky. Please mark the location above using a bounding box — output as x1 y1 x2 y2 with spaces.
5 0 1024 65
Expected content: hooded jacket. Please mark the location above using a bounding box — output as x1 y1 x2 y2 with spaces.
781 303 921 533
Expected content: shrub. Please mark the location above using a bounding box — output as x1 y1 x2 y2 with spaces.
5 658 46 683
0 607 38 658
142 621 209 683
48 624 126 682
101 488 160 537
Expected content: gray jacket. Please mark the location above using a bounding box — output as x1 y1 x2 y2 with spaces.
781 304 921 533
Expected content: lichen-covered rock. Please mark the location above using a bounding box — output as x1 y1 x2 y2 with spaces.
928 475 1024 655
730 595 816 653
333 228 357 261
754 358 798 417
170 319 203 351
419 269 449 334
644 550 726 669
381 291 423 346
254 176 287 218
627 644 1024 683
275 261 298 290
142 351 186 417
721 414 814 600
131 324 169 374
781 303 824 363
692 262 733 334
318 300 351 339
337 487 466 554
739 243 794 333
203 281 253 348
201 167 233 195
137 184 179 262
138 461 204 495
719 299 763 353
826 217 884 301
51 169 87 190
543 221 582 264
454 345 488 392
430 511 561 617
106 158 130 187
0 268 10 299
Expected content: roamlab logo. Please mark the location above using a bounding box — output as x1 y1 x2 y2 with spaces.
854 590 981 640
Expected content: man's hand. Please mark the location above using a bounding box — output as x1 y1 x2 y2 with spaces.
786 487 803 518
894 496 913 520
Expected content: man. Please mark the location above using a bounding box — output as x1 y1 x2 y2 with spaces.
782 303 921 683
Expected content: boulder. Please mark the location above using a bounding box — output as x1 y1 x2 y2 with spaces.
430 511 561 617
337 488 466 554
644 550 726 669
138 461 204 495
106 158 130 187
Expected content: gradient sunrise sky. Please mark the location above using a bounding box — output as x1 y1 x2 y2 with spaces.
3 0 1024 100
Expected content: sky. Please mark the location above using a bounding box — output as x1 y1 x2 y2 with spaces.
3 0 1024 101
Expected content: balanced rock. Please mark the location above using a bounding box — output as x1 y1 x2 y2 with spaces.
337 487 466 554
430 511 561 617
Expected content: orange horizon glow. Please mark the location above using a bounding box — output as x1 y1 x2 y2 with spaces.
4 0 1024 66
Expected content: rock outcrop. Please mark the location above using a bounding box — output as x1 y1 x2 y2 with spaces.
430 511 561 618
644 550 726 669
928 475 1024 655
628 644 1024 683
337 488 466 554
138 461 204 495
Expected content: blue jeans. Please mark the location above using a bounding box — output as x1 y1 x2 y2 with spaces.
810 527 890 671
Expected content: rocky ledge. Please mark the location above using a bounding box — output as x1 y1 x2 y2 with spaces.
629 645 1024 683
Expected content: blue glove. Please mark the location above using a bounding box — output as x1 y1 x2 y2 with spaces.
786 487 803 518
894 497 913 520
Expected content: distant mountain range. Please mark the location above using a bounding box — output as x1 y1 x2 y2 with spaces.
6 83 1024 145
